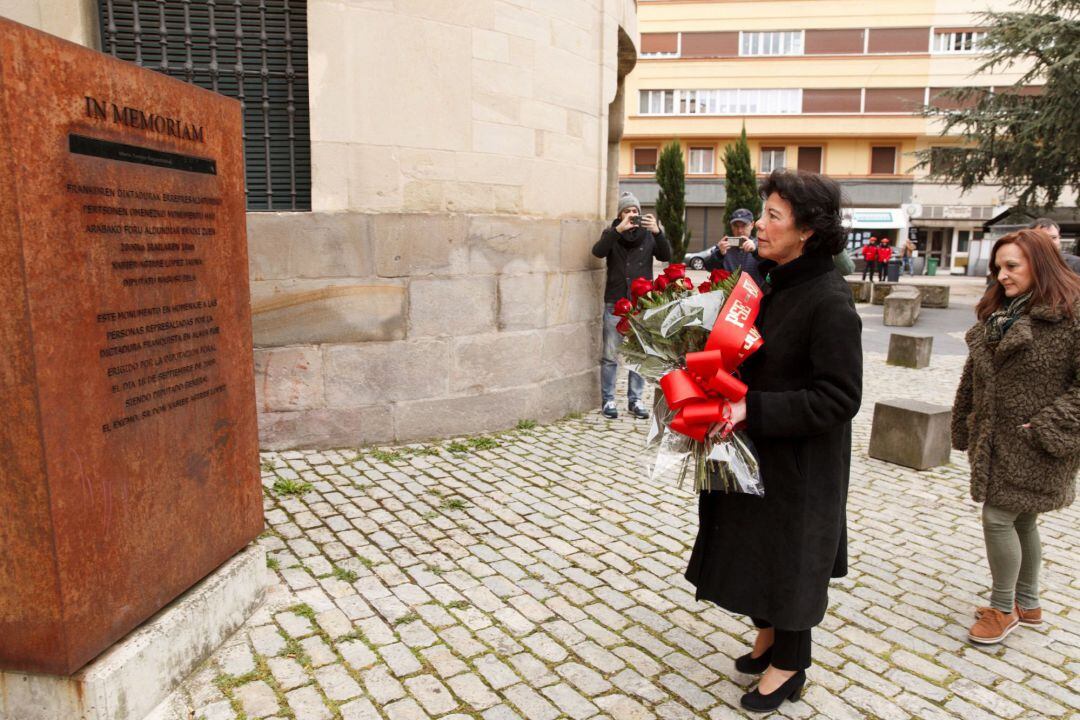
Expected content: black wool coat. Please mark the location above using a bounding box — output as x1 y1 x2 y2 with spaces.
685 253 863 631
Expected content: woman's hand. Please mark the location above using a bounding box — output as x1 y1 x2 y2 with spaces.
707 398 747 439
642 214 660 235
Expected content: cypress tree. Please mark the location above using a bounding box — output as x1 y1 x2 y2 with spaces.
655 140 688 262
722 126 762 229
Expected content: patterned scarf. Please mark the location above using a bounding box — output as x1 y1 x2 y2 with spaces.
985 292 1031 343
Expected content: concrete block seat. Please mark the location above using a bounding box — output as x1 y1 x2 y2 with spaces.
868 399 952 470
887 333 933 368
883 286 921 326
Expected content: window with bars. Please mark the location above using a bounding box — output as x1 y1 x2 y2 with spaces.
932 30 987 54
98 0 311 211
740 31 804 56
638 88 801 116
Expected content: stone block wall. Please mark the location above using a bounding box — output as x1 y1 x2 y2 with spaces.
248 0 638 449
250 213 606 449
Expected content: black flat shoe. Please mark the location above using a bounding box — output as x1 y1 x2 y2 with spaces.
740 670 806 713
734 646 772 674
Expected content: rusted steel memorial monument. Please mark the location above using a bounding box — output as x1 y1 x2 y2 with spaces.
0 18 263 717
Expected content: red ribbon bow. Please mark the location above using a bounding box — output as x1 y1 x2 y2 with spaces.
659 273 764 442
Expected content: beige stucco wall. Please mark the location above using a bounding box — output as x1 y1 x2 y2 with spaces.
4 0 641 449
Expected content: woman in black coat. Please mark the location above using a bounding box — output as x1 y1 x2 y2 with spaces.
685 170 863 713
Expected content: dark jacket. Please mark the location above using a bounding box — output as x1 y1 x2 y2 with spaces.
685 253 863 630
1062 252 1080 275
952 301 1080 514
702 241 764 287
592 221 672 304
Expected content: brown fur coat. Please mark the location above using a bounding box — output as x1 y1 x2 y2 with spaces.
952 302 1080 513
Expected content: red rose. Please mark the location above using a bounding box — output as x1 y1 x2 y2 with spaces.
615 316 632 335
664 263 687 280
630 277 654 299
710 269 731 284
698 280 714 293
654 275 670 291
614 298 633 316
678 277 693 290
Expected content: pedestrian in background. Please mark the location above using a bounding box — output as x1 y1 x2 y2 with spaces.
952 229 1080 645
686 170 862 713
900 237 917 276
592 192 671 420
861 237 879 281
877 240 893 281
1031 218 1080 274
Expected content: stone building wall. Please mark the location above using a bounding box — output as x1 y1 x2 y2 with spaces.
251 0 640 448
2 0 640 449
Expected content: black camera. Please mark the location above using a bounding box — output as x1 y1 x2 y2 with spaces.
630 216 642 226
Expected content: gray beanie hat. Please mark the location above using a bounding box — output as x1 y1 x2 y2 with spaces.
617 191 640 216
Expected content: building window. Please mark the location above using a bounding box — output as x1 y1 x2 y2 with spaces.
929 146 964 174
640 89 675 114
870 146 898 174
957 230 971 252
641 32 679 57
97 0 312 211
634 147 658 174
797 146 823 173
760 147 787 173
688 147 715 175
640 88 801 116
933 30 987 54
740 31 804 56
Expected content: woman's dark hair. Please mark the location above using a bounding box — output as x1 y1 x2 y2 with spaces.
758 170 847 255
977 229 1080 321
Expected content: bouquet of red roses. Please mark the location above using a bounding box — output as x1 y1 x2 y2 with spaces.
617 264 765 495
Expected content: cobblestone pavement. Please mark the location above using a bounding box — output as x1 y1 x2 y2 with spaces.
157 345 1080 720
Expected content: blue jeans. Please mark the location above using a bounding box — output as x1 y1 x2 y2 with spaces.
601 304 643 405
902 256 914 275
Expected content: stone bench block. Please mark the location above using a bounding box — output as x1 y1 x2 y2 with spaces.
872 282 950 308
846 279 872 303
883 286 921 326
887 333 933 368
871 282 897 305
868 399 952 470
915 284 950 308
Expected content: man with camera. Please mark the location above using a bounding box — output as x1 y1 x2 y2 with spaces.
592 192 671 420
703 208 763 287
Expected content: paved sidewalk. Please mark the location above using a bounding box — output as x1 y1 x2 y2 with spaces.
158 352 1079 720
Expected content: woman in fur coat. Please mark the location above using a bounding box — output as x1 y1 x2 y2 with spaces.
952 228 1080 645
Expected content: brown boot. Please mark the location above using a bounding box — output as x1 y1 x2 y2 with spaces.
969 607 1019 644
976 603 1043 627
1016 604 1043 626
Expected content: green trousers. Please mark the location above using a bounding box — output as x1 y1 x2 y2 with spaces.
982 503 1041 613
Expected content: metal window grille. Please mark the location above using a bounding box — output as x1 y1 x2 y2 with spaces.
98 0 311 211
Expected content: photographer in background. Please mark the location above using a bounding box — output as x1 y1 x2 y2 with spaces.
704 208 764 287
592 192 671 420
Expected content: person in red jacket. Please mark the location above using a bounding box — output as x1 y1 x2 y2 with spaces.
877 241 893 281
861 237 879 280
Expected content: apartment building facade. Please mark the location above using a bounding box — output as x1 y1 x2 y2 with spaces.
620 0 1034 275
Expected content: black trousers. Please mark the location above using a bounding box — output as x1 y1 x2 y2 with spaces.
862 260 876 280
751 617 812 671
